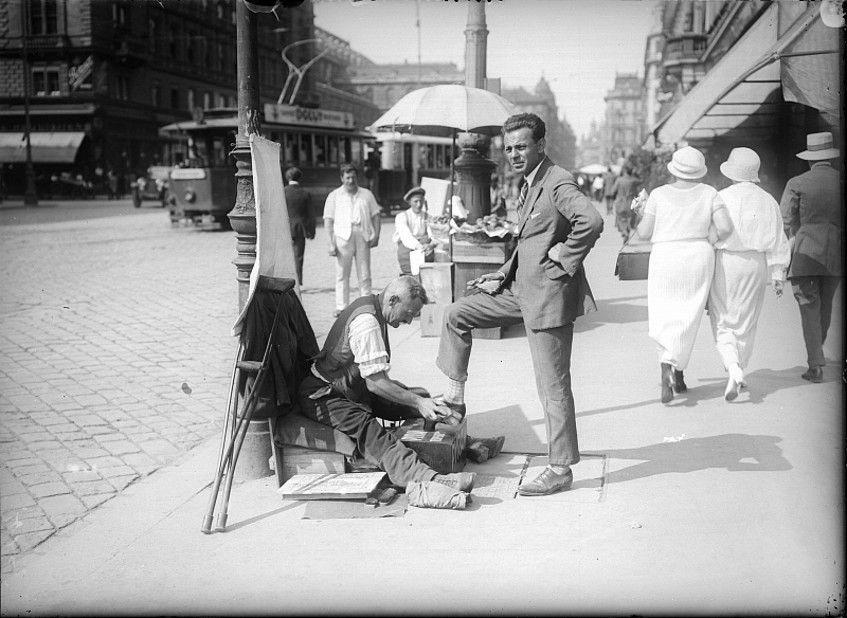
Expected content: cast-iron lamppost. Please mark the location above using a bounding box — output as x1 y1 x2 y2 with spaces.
227 0 304 481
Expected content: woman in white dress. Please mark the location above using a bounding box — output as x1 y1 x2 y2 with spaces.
632 146 733 403
709 148 791 400
393 186 438 275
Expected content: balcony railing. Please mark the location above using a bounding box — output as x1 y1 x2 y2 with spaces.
663 34 708 64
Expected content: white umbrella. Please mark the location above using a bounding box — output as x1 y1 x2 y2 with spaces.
368 84 517 137
578 163 608 176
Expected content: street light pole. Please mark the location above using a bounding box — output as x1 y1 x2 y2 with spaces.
21 1 38 207
228 0 261 311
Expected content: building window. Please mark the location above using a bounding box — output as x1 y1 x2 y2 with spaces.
215 92 226 108
112 2 128 26
171 88 180 109
216 41 224 71
169 27 178 59
28 0 58 35
187 89 196 110
115 75 129 100
216 2 225 20
186 31 195 64
32 67 60 95
149 19 158 55
227 95 236 107
203 91 211 109
151 84 161 107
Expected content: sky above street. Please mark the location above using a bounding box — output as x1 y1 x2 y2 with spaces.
312 0 660 140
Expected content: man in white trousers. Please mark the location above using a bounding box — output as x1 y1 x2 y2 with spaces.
324 164 381 317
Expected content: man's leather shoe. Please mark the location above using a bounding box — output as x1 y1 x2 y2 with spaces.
433 471 475 493
518 466 573 496
801 366 823 383
673 370 687 393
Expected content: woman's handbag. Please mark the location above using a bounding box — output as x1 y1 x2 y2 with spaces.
615 237 652 280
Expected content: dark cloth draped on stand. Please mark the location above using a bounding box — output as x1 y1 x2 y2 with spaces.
241 284 319 417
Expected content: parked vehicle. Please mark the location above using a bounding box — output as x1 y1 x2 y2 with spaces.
131 166 170 208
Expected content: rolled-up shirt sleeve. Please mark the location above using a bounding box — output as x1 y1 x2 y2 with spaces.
348 313 390 377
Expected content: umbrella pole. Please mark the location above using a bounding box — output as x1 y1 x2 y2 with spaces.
449 129 455 258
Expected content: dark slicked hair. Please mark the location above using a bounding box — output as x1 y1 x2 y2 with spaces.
502 113 546 142
285 167 302 182
339 163 358 177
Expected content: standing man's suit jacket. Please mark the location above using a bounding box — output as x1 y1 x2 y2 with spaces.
284 183 316 240
501 156 604 330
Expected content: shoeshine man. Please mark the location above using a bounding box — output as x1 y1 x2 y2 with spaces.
436 113 604 496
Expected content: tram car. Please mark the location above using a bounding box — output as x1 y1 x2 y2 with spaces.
159 105 374 227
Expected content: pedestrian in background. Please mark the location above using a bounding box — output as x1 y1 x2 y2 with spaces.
591 174 604 202
393 186 438 276
602 165 616 215
709 148 791 400
324 164 381 317
611 163 641 242
632 146 733 403
284 166 316 287
779 132 842 383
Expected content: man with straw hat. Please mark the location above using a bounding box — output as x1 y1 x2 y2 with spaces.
779 132 842 383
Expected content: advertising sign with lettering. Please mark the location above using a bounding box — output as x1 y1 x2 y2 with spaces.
263 104 354 129
68 56 94 91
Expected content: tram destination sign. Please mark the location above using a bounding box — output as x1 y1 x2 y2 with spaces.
263 104 354 130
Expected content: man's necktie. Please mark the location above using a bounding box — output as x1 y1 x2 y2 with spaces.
516 181 528 214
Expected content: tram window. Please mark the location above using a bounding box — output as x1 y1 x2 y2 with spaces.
315 135 326 166
282 133 295 163
212 136 228 166
328 136 339 165
299 134 312 166
344 137 354 163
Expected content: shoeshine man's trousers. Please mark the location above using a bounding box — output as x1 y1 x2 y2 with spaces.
297 374 435 487
436 286 580 467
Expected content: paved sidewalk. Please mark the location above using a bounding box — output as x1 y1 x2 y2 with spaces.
0 207 399 571
1 206 843 614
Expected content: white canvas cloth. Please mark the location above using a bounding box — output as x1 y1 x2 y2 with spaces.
232 134 298 336
647 239 715 369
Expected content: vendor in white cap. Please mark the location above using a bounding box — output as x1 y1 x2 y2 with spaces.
708 147 791 401
779 131 842 384
392 186 438 275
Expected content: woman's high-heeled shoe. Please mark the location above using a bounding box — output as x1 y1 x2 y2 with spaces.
660 363 675 403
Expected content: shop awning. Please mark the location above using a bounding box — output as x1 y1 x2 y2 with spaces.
653 4 839 144
0 131 86 163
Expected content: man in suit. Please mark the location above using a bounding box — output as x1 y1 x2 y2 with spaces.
436 112 604 496
284 167 315 286
779 131 842 383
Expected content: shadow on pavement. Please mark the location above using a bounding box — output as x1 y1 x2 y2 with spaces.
575 295 648 332
470 405 546 455
222 502 302 533
587 433 792 485
577 365 818 417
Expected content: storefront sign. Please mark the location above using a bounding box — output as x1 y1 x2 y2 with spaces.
263 103 354 129
68 56 94 91
170 168 206 180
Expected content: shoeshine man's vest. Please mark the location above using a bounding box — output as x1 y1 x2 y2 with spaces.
312 295 390 402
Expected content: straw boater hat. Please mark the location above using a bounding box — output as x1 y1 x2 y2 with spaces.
403 186 425 203
796 132 840 160
720 147 760 183
667 146 707 180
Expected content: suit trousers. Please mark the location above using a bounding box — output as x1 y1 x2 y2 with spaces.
334 226 372 311
297 374 435 487
790 276 840 368
436 287 580 466
291 235 305 286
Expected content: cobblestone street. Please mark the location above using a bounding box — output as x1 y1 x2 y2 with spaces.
0 202 400 572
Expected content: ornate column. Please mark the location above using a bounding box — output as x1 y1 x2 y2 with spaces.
454 132 494 222
228 0 261 310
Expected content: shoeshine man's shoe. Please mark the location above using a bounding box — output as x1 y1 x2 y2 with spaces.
518 466 573 496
